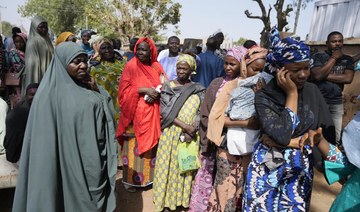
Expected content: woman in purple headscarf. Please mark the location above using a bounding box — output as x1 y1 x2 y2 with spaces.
242 27 335 211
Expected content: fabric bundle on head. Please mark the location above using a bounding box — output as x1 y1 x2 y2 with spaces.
55 32 74 46
226 46 247 63
227 46 248 78
265 26 310 74
89 34 104 47
245 47 268 65
13 33 27 43
176 53 197 74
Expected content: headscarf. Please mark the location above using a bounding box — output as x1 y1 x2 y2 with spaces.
245 47 268 65
176 53 197 74
13 32 27 43
265 26 310 74
55 32 74 46
226 46 248 78
11 33 27 62
13 42 117 211
81 29 91 37
117 37 167 155
226 46 247 63
21 15 54 96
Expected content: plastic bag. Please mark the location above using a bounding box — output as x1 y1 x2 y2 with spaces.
178 140 200 174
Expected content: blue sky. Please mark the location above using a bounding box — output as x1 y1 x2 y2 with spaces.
1 0 315 42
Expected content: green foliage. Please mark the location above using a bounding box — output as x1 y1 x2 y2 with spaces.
18 0 181 43
1 21 13 37
18 0 86 35
234 37 249 46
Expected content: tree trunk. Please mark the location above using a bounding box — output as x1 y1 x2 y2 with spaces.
293 0 303 34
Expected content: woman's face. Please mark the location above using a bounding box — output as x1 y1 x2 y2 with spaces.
37 22 48 37
99 42 114 61
136 41 151 64
81 33 91 44
67 54 88 82
14 35 26 51
247 58 266 77
283 60 310 89
176 61 192 81
224 55 240 78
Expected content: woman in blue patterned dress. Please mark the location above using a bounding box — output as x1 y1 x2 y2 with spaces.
242 27 336 211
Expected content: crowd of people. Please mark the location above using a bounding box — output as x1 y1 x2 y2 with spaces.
0 15 359 212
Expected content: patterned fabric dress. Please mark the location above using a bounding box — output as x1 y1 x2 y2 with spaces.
243 142 313 212
121 125 156 187
153 82 202 211
208 149 251 212
91 59 125 124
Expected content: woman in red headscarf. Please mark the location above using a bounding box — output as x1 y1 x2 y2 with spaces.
117 37 167 191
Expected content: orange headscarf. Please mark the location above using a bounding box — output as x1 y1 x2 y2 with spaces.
245 46 268 65
116 37 166 154
55 32 74 46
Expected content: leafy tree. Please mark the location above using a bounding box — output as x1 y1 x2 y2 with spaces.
245 0 293 48
82 0 181 42
1 21 13 37
18 0 181 43
18 0 86 34
234 37 249 46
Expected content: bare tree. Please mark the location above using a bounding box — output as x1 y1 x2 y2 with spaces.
245 0 293 48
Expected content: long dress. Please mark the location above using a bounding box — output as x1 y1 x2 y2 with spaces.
12 42 117 212
117 37 166 187
153 81 204 211
91 59 125 123
21 16 54 96
243 80 335 212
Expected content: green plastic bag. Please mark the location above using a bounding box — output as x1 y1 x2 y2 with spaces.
178 140 200 174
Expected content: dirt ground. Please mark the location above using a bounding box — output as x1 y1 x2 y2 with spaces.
0 168 341 212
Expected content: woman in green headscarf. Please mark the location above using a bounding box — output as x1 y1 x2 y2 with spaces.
13 42 117 212
90 38 125 124
21 16 54 96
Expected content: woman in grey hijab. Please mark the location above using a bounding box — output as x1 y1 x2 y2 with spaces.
13 42 117 212
21 16 54 96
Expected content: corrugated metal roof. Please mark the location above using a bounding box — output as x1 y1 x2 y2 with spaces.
307 0 360 41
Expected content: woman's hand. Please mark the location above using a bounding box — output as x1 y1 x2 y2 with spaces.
183 133 193 143
306 127 325 147
260 134 280 148
82 74 99 92
276 67 297 94
183 124 196 137
252 77 266 92
145 88 160 100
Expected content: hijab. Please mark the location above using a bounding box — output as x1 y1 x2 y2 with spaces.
117 37 166 155
13 42 117 212
21 16 54 96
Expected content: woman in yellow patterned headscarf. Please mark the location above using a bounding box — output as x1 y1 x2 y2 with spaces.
55 32 76 46
152 52 205 211
176 53 197 74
